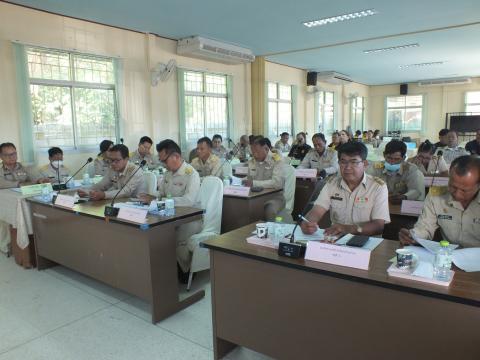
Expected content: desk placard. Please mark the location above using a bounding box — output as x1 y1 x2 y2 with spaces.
424 176 448 187
117 207 148 224
295 168 317 179
223 185 250 197
54 194 75 209
400 200 424 215
20 183 53 196
305 242 371 270
234 166 248 175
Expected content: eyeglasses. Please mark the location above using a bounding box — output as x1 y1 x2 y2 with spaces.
338 160 364 167
110 158 125 164
1 152 17 158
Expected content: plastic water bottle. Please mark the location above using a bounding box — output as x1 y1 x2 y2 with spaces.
82 173 91 186
165 195 175 216
433 240 453 281
272 216 284 247
223 176 230 187
41 186 51 202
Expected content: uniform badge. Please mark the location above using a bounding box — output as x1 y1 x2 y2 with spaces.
330 196 343 201
355 197 368 203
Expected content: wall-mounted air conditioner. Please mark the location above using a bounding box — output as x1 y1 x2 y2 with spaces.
316 71 353 84
417 77 472 86
177 36 255 64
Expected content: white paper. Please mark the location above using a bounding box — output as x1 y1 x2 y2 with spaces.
230 175 243 186
416 238 459 254
54 194 75 208
452 248 480 272
412 261 434 279
234 167 248 175
293 226 325 241
400 200 424 215
114 202 149 210
224 185 250 197
117 207 148 224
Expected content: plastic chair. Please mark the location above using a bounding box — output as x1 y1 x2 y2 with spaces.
187 176 223 290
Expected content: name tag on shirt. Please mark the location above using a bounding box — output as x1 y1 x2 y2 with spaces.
437 214 452 220
330 196 343 201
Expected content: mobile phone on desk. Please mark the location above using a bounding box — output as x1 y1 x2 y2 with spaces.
346 235 369 248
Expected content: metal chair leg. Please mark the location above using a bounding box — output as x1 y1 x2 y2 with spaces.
187 272 193 291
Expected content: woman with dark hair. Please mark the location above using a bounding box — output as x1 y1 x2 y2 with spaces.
94 139 113 176
407 140 449 176
288 132 311 160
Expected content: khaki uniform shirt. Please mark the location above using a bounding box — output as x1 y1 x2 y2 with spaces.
212 146 229 159
298 148 338 175
274 141 291 153
314 173 391 225
91 162 146 199
94 156 110 176
367 161 425 200
191 154 225 178
407 155 448 175
129 149 159 168
158 161 200 207
413 191 480 248
247 151 286 189
0 163 33 189
37 163 70 181
236 144 251 162
441 146 469 165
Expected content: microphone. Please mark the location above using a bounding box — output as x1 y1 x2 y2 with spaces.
104 160 146 216
120 138 124 144
430 150 443 187
53 157 93 203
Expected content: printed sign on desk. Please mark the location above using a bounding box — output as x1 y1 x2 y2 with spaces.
20 183 53 196
305 242 371 270
234 166 248 175
424 176 448 187
295 168 317 179
117 207 148 224
54 194 75 209
400 200 424 215
223 185 250 197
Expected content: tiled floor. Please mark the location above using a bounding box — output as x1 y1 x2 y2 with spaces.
0 255 273 360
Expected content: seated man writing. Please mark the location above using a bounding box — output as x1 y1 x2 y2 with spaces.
301 142 390 237
78 144 145 200
399 155 480 248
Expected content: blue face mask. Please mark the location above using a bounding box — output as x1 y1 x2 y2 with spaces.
384 161 401 172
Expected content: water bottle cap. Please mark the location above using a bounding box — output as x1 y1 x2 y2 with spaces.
275 216 283 222
439 240 449 247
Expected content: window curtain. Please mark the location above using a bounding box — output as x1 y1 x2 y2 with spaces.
113 58 124 142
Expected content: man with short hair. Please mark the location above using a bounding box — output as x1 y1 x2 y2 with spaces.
442 130 469 165
465 129 480 155
399 155 480 247
300 142 390 236
130 136 159 167
274 132 291 153
367 139 425 203
78 144 145 200
298 133 338 178
37 147 70 182
191 137 231 179
434 128 449 149
236 135 252 162
211 134 230 159
0 143 39 189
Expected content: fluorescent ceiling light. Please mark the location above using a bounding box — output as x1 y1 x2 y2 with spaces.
399 61 444 69
363 43 419 54
303 9 378 28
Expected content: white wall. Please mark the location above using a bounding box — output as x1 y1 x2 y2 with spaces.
0 2 251 170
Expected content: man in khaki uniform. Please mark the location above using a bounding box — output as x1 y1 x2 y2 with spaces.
367 139 424 203
399 155 480 248
301 142 390 237
274 132 291 153
130 136 159 168
78 144 145 200
0 143 39 189
37 147 70 182
236 135 252 162
298 133 338 178
191 137 231 179
243 137 287 221
441 130 469 165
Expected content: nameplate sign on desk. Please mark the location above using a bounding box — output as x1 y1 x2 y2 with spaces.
20 183 53 196
305 242 371 270
223 185 250 197
295 168 317 179
234 167 248 175
424 176 448 187
54 194 75 209
246 236 276 249
117 207 148 224
400 200 424 215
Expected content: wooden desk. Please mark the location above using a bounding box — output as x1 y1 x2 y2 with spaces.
203 224 480 360
28 198 204 324
221 188 282 233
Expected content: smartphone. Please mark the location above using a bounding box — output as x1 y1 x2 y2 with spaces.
346 235 369 248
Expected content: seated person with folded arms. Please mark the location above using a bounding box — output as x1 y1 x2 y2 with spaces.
78 144 145 200
442 130 469 165
288 132 311 161
399 155 480 247
301 142 390 236
191 137 231 179
407 140 448 176
242 137 288 221
274 132 291 153
94 139 113 176
211 134 230 159
37 147 70 182
298 133 338 178
130 136 159 168
367 139 424 204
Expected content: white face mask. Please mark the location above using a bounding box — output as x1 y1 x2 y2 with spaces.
52 160 63 168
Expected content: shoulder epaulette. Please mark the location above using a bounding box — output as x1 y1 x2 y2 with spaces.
272 153 281 162
326 174 337 183
185 166 193 175
373 176 385 185
374 162 384 169
429 186 448 196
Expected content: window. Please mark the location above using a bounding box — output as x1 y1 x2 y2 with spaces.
465 91 480 113
182 70 230 150
317 91 335 134
267 82 292 140
26 47 118 149
350 96 365 131
386 95 423 132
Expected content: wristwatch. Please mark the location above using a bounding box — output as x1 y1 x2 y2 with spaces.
356 225 363 234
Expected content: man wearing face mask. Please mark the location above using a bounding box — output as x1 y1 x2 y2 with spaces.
298 133 338 178
37 147 70 183
367 140 425 204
